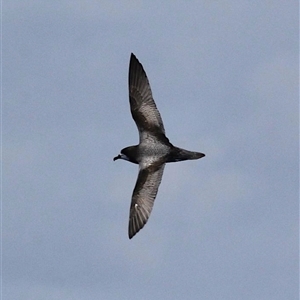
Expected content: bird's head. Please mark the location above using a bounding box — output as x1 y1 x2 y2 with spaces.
113 146 139 164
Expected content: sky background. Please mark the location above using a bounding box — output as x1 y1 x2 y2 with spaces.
4 1 299 300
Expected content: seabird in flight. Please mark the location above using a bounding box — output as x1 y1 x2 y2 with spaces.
114 53 205 239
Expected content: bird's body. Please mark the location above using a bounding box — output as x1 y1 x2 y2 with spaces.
114 53 205 239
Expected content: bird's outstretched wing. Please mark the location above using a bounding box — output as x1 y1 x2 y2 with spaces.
129 53 165 139
128 163 165 239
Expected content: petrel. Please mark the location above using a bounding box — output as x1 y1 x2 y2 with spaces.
114 53 205 239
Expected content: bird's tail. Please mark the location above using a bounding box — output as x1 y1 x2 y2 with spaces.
168 147 205 162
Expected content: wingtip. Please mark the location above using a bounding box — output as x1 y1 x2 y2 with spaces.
128 223 139 239
128 228 137 239
130 53 139 66
197 153 205 160
130 52 137 60
128 233 134 239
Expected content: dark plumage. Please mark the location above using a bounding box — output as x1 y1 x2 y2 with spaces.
114 53 205 239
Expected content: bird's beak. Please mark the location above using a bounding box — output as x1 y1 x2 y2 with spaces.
113 154 121 161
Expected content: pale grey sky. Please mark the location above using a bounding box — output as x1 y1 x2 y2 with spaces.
4 1 298 299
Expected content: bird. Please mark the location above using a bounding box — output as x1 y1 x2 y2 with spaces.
114 53 205 239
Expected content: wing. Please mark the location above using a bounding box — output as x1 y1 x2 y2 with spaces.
129 53 165 139
128 163 165 239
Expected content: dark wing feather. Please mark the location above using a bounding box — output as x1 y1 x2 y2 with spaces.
128 163 165 239
129 53 165 137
